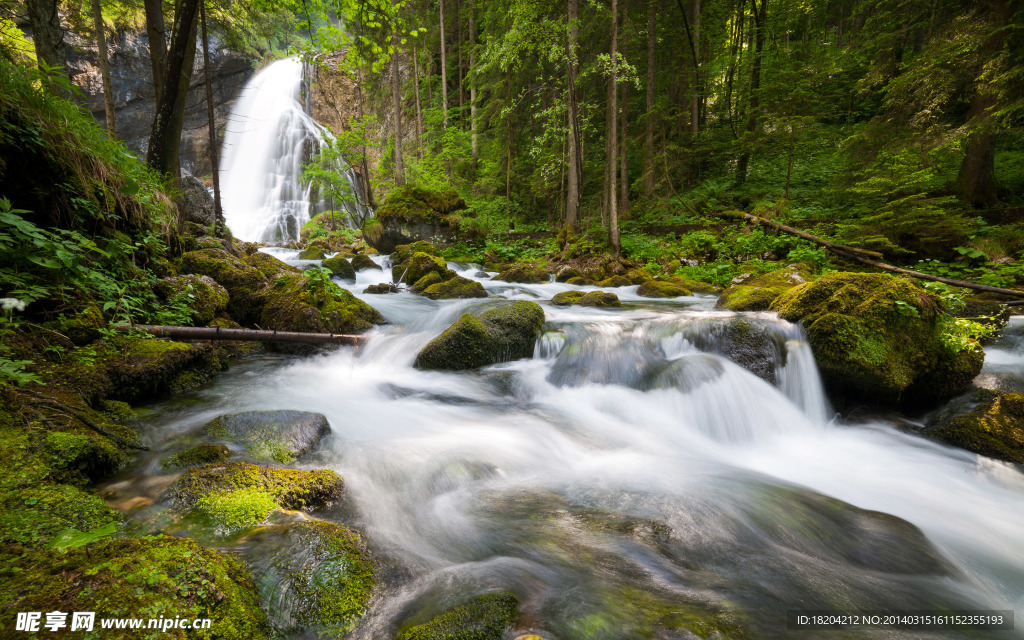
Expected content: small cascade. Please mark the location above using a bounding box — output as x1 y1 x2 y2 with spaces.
219 57 369 243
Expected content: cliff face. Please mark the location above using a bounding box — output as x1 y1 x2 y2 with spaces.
66 30 254 176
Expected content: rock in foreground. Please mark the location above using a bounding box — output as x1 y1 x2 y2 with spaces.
202 410 331 463
415 301 545 370
717 265 812 311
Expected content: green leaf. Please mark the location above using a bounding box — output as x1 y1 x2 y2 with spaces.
45 522 118 552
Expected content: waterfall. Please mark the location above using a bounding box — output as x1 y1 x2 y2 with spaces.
219 57 369 243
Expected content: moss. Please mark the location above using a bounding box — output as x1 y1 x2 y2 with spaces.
44 430 125 481
551 290 622 308
156 274 230 325
415 301 546 370
57 304 105 345
364 283 399 294
565 276 589 286
771 272 983 407
180 248 269 324
931 393 1024 463
201 410 330 464
196 488 279 531
397 592 519 640
206 317 264 360
555 266 583 282
397 252 450 284
636 280 693 298
377 184 468 224
495 264 547 284
169 462 344 511
260 273 384 334
245 251 302 280
0 483 120 547
298 246 327 260
717 265 811 311
107 338 223 404
391 241 439 268
351 253 382 271
411 271 445 293
0 535 271 639
323 255 356 280
596 275 631 288
163 444 231 469
422 275 488 300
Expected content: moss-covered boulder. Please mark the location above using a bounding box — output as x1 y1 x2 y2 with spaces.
596 275 632 288
411 270 445 293
397 252 449 285
56 304 105 345
351 253 382 271
397 592 519 640
422 275 488 300
364 185 468 253
930 392 1024 463
364 283 399 294
565 276 589 286
163 443 231 468
260 273 384 334
157 274 229 325
494 264 547 284
323 255 356 281
245 521 374 635
0 483 119 547
0 536 270 639
169 462 343 512
637 279 693 298
107 338 222 403
717 265 812 311
298 246 327 260
202 410 330 463
415 301 545 370
391 241 439 269
246 251 302 280
555 265 583 282
551 290 622 308
43 430 125 481
180 248 269 324
772 272 984 407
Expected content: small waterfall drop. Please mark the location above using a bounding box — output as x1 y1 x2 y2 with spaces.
219 57 369 243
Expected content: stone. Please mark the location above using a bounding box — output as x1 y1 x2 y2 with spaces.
415 301 546 370
201 410 331 463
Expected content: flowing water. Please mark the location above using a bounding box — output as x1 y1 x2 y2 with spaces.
219 58 368 243
106 254 1024 639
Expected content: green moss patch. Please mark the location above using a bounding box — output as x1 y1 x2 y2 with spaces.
415 301 546 371
169 462 344 512
637 280 693 298
551 290 622 308
197 488 279 530
0 484 119 548
931 392 1024 463
323 255 356 280
260 273 384 334
422 275 488 300
717 265 812 311
397 592 519 640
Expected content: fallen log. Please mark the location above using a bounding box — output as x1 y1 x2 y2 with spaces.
113 324 367 345
726 211 1024 301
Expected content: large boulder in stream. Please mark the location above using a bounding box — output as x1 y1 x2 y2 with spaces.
322 255 356 281
260 273 384 334
636 279 693 298
180 248 269 324
363 185 470 253
771 272 984 407
202 410 331 463
396 592 519 640
415 301 546 371
351 252 383 271
551 290 622 308
929 391 1024 463
717 264 812 311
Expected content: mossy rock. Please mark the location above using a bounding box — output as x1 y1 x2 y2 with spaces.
637 280 693 298
422 275 488 300
202 410 330 463
623 268 654 285
670 276 722 294
367 186 467 253
107 338 222 403
163 443 231 468
391 241 440 268
772 272 984 407
246 251 302 280
157 274 229 325
717 265 812 311
551 290 622 308
0 536 271 638
260 273 384 334
411 270 446 293
555 265 583 282
169 461 343 512
930 392 1024 463
397 252 449 285
397 592 519 640
207 317 264 360
351 253 382 271
364 283 399 294
323 255 356 281
180 248 269 324
56 304 105 345
298 246 327 260
565 276 589 286
596 275 632 288
415 301 546 371
245 521 374 635
0 483 119 547
494 264 547 284
43 430 125 481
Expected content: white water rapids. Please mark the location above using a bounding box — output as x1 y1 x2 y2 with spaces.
115 253 1024 639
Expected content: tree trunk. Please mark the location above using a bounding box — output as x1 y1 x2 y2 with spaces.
690 0 699 135
735 0 766 185
506 67 512 202
199 0 223 236
143 0 167 104
469 1 478 169
115 324 367 345
440 0 449 128
391 27 405 186
643 0 655 200
609 0 620 255
956 93 999 208
457 0 464 119
91 0 116 136
146 0 200 177
620 81 628 215
26 0 66 77
412 42 423 157
566 0 581 229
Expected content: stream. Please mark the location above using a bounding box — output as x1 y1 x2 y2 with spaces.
101 253 1024 639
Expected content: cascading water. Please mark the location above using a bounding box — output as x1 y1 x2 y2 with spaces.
106 259 1024 639
219 58 370 243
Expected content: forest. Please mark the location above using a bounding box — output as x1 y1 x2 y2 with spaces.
0 0 1023 638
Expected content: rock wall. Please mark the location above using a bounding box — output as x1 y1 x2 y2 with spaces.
66 30 254 176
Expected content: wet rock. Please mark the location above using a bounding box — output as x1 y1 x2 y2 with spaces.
163 444 231 469
107 339 222 403
169 462 343 513
555 265 582 282
245 251 302 280
772 272 984 408
322 255 356 281
596 275 631 288
179 248 269 324
928 391 1024 463
411 271 445 293
396 592 519 640
686 317 783 384
260 273 384 334
363 185 468 253
415 301 546 371
398 253 449 285
637 279 693 298
175 172 215 225
422 274 488 300
494 264 547 284
351 253 383 271
717 265 812 311
298 246 327 260
364 283 399 294
156 274 229 325
202 410 330 463
565 276 589 286
551 290 622 308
